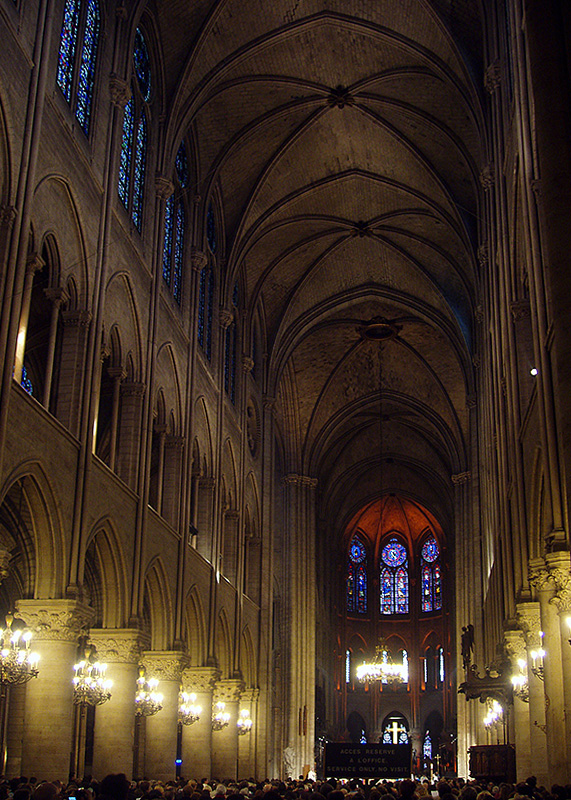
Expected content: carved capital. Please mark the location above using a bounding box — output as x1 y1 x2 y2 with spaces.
546 552 571 613
510 299 531 321
243 356 254 374
451 471 471 485
141 650 188 682
190 248 208 271
0 205 17 228
109 74 130 108
164 435 185 451
219 309 234 330
62 309 92 328
107 366 127 382
199 476 216 491
528 558 553 594
214 678 245 704
16 599 94 642
88 628 149 662
504 629 527 664
477 243 489 267
516 602 542 648
284 474 318 488
479 164 495 191
26 252 45 276
484 60 502 93
121 381 145 398
155 176 174 200
181 666 219 693
44 287 69 307
0 547 11 584
240 687 260 704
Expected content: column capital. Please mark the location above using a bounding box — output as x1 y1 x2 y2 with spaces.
528 558 554 594
88 628 149 662
451 471 471 485
190 248 208 271
199 476 216 491
284 474 318 488
219 308 234 329
484 60 502 93
546 551 571 613
504 629 527 664
141 650 189 681
510 299 531 321
16 599 94 642
516 601 542 648
121 381 145 398
0 546 11 584
44 286 69 306
107 366 127 381
214 678 245 704
26 252 45 275
109 74 130 108
240 688 260 703
155 176 174 200
480 163 495 191
182 666 219 692
0 204 17 227
242 356 254 374
62 309 92 327
164 435 185 451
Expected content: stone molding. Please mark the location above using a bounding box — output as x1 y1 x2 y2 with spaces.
528 558 553 593
510 299 531 321
141 650 189 681
88 628 149 662
164 435 185 451
16 599 95 642
62 309 92 327
484 60 502 93
181 666 219 693
240 687 260 704
219 308 234 329
242 356 254 374
546 551 571 613
0 205 17 227
451 471 471 485
477 243 489 267
121 381 145 398
479 164 495 191
214 678 245 704
109 74 130 108
0 547 11 583
190 248 208 271
504 629 527 664
26 252 45 275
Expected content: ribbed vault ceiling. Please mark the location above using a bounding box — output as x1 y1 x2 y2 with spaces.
158 0 484 533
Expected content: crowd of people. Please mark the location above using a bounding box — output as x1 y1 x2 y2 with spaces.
2 773 571 800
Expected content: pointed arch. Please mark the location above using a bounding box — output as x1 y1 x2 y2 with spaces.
185 585 206 666
83 519 128 628
216 609 232 678
143 557 174 651
240 625 256 687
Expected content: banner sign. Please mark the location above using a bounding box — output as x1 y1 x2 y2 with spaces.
324 743 412 778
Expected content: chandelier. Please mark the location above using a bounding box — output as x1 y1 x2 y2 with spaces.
73 647 112 706
0 613 39 686
530 632 545 681
511 659 529 702
356 639 405 684
237 708 253 735
212 700 230 730
135 667 163 716
178 691 201 725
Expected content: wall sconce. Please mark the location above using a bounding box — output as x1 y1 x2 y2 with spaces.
179 691 201 725
237 708 252 735
212 701 230 731
483 699 504 737
135 667 163 716
511 659 529 702
530 632 545 682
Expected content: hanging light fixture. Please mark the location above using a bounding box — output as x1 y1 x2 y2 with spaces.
178 690 201 725
73 646 112 706
355 318 404 686
212 700 230 730
511 659 529 702
135 666 163 716
0 613 39 685
237 708 253 734
530 632 545 681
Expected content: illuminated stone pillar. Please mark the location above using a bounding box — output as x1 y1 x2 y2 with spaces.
237 689 259 780
16 599 93 780
89 629 146 778
516 601 548 785
180 667 218 780
211 679 244 780
142 651 187 782
504 627 532 781
546 551 571 781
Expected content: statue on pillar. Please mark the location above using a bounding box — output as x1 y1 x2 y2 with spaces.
461 624 474 670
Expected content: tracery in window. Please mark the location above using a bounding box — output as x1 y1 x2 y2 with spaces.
423 731 432 760
57 0 101 135
380 537 409 614
347 535 367 613
162 142 188 304
421 535 442 612
118 27 151 231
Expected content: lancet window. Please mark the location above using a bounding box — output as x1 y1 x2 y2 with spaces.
380 537 409 614
162 142 189 303
420 535 442 612
347 535 367 613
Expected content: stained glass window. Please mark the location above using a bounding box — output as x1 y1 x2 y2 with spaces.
401 649 409 683
438 646 445 684
345 650 351 683
162 195 174 286
21 364 34 395
173 203 184 303
57 0 101 135
421 535 442 612
423 732 432 760
176 143 189 187
347 535 367 613
118 28 151 231
380 537 409 614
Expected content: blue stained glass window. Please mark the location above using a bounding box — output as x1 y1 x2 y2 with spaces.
133 28 151 101
176 143 189 187
347 535 367 613
57 0 80 103
423 732 432 760
382 730 391 744
380 537 409 615
75 0 100 134
173 202 184 304
398 730 409 744
207 202 216 253
118 97 134 207
132 110 147 229
421 535 442 613
162 195 174 286
21 364 33 395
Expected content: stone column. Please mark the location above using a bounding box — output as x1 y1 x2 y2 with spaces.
16 599 94 780
516 602 548 785
529 559 567 784
211 679 244 780
42 287 68 408
161 436 185 528
56 310 92 436
89 629 147 778
237 688 259 780
13 253 44 384
107 367 126 472
504 628 532 781
142 651 187 782
546 551 571 780
180 667 218 780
